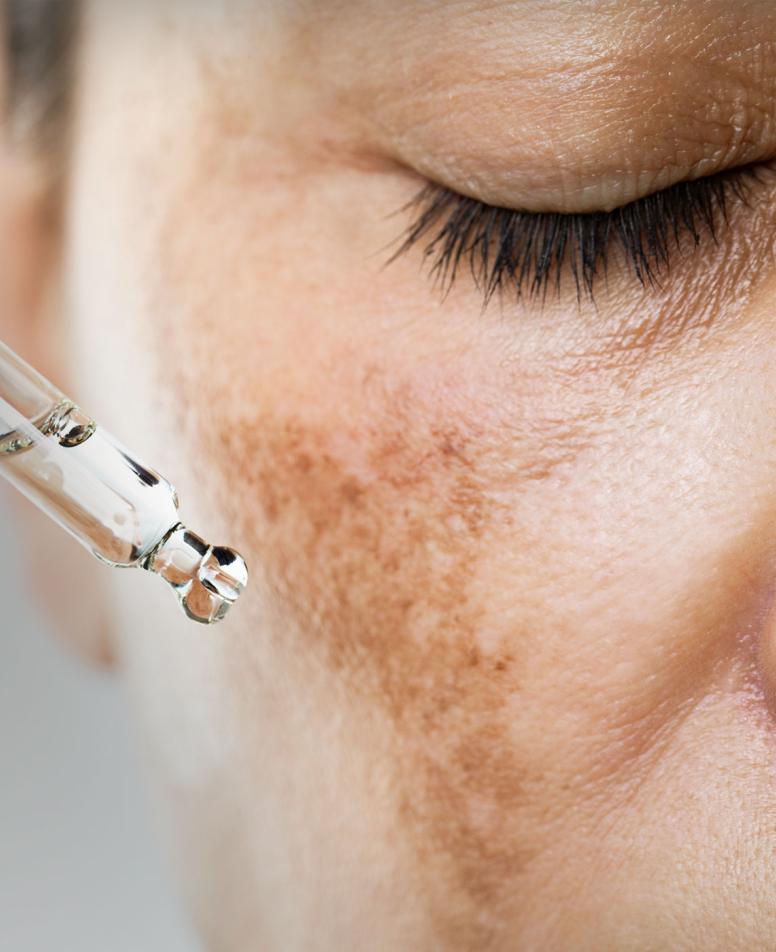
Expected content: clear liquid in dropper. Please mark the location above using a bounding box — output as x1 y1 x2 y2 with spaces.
0 399 178 566
0 399 248 623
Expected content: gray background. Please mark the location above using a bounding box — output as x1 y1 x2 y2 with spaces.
0 487 199 952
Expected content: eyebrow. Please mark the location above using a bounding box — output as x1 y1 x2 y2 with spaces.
291 0 776 212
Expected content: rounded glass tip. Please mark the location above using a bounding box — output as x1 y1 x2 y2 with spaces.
141 523 249 624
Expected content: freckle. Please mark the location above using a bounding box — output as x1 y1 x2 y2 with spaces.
264 497 278 523
294 451 313 474
441 436 457 457
339 478 364 504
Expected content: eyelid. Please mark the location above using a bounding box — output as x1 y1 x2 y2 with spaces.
387 166 761 305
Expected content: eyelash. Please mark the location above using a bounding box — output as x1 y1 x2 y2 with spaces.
388 167 759 305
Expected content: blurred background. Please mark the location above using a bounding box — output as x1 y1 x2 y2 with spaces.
0 486 199 952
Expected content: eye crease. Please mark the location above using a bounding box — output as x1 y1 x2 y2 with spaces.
388 166 764 306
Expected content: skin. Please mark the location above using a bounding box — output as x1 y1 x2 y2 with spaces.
5 0 776 948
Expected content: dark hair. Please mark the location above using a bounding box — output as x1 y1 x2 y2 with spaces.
4 0 77 153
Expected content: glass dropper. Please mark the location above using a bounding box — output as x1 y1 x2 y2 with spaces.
0 337 248 624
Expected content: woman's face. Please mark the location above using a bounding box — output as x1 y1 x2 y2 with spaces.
13 0 776 948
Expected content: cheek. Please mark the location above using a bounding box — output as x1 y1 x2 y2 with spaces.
148 168 605 915
174 351 588 917
138 137 776 926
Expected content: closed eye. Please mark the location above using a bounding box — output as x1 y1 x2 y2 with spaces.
387 167 763 307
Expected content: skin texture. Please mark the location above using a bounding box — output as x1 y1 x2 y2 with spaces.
7 1 776 949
